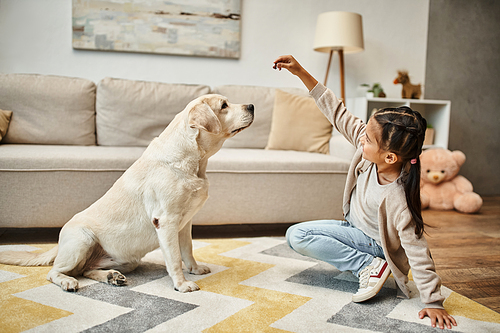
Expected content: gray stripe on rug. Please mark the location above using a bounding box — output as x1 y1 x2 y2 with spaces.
328 288 439 332
77 262 198 332
261 241 441 332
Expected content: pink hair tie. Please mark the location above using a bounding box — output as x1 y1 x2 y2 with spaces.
410 158 417 165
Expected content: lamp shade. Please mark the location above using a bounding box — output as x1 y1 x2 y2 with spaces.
313 11 364 53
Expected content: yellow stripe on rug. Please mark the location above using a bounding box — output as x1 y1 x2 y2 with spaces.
0 244 73 333
408 268 500 324
194 239 311 333
445 291 500 324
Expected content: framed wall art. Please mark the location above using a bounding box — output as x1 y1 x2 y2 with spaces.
72 0 241 58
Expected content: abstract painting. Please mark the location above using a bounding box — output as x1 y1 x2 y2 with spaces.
72 0 241 58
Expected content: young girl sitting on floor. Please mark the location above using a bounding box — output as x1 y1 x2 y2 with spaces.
273 55 457 330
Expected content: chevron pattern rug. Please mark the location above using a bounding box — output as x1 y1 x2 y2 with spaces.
1 237 499 333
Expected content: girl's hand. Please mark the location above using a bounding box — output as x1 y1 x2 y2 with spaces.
273 55 304 76
419 308 457 329
273 55 318 91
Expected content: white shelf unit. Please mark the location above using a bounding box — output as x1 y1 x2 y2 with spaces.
346 97 451 149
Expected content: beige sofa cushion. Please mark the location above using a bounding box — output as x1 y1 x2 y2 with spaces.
266 89 332 154
208 148 350 173
212 85 308 148
0 74 96 145
195 148 350 224
0 144 145 171
96 77 210 146
0 109 13 142
0 144 146 228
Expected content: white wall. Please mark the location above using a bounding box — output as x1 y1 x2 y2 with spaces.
0 0 429 99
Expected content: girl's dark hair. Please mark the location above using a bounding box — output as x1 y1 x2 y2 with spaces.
372 106 427 238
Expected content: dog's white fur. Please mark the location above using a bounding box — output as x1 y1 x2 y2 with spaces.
0 94 254 292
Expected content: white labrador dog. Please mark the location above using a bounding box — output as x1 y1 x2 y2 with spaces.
0 94 254 293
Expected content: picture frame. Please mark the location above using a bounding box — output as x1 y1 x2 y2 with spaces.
72 0 241 59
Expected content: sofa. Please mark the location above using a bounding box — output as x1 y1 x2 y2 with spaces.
0 73 355 229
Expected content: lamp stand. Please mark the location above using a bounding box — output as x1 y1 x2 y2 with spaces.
324 50 334 86
323 49 346 103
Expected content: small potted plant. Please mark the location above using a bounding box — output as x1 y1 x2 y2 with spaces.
360 83 386 98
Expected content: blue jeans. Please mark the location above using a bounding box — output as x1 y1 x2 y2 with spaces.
286 220 385 277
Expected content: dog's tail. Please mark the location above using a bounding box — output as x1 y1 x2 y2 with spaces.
0 245 58 266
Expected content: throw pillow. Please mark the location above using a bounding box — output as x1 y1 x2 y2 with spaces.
266 89 332 154
0 109 13 142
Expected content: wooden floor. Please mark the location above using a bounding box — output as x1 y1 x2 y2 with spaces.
1 196 499 313
423 196 500 313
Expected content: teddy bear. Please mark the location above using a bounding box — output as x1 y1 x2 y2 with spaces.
420 148 482 213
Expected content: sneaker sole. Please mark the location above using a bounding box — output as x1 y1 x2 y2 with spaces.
351 264 391 303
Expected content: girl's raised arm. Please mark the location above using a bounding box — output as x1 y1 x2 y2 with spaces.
273 54 365 148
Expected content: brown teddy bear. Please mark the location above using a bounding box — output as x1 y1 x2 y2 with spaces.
420 148 482 213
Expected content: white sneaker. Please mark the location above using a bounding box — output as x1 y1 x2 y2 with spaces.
352 257 391 303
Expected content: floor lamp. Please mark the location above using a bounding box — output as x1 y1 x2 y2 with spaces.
313 12 364 103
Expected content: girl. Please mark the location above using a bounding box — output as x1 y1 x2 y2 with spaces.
273 55 457 330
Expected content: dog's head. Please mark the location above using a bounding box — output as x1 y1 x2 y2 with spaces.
187 94 254 139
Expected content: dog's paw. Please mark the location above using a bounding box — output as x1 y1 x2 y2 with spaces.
61 277 79 292
107 270 127 286
190 264 211 275
174 280 200 293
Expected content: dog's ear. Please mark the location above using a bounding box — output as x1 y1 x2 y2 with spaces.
188 103 222 135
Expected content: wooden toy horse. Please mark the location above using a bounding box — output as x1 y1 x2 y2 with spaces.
394 71 422 99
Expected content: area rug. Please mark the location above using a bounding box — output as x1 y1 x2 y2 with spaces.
1 237 499 332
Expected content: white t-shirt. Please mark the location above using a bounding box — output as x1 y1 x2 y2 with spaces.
346 164 391 245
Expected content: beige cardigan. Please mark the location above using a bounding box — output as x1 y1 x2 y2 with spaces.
310 83 445 309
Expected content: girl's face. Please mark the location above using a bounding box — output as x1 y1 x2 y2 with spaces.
360 120 386 164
